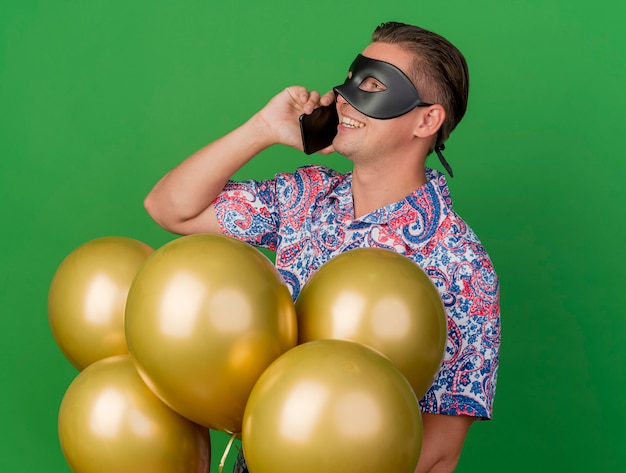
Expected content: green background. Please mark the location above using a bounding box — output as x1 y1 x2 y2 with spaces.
1 0 625 471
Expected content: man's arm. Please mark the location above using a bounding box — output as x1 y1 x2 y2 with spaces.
144 87 335 235
415 413 474 473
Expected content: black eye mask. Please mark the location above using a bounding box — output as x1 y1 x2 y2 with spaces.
333 54 454 177
333 54 431 119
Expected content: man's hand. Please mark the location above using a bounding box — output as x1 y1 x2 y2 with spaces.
254 86 336 152
144 86 336 235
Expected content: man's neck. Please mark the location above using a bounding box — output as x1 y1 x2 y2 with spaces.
351 162 427 219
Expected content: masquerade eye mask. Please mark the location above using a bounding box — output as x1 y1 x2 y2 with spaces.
333 54 454 177
333 54 431 119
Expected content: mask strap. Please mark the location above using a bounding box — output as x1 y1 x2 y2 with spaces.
432 128 453 177
435 144 454 178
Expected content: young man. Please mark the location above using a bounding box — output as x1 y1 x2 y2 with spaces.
145 21 500 473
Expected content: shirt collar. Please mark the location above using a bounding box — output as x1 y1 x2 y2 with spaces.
328 168 452 225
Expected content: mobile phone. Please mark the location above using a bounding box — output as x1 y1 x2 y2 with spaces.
299 103 339 155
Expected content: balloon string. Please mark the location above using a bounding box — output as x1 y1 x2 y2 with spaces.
218 432 238 473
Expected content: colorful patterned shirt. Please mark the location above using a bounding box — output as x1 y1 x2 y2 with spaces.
214 165 500 419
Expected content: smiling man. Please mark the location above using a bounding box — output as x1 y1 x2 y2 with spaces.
145 21 501 473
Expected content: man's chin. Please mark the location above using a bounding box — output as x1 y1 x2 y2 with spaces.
331 139 355 160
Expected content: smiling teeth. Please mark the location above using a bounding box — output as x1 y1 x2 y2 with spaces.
341 117 365 128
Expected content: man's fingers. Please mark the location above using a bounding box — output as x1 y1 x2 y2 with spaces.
302 91 321 114
285 86 333 114
285 86 309 105
320 90 336 106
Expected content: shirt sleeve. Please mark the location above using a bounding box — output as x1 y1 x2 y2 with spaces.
213 178 280 251
419 218 501 420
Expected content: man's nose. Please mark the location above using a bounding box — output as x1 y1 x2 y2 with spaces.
335 92 348 105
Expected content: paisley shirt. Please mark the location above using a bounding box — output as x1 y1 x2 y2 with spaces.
214 165 500 419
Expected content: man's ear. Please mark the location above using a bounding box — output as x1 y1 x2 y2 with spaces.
414 104 446 140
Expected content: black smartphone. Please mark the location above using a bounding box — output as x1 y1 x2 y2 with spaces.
299 103 339 155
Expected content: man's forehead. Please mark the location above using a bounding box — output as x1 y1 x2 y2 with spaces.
360 42 415 77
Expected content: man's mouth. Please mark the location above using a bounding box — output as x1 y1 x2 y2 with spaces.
340 116 365 128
